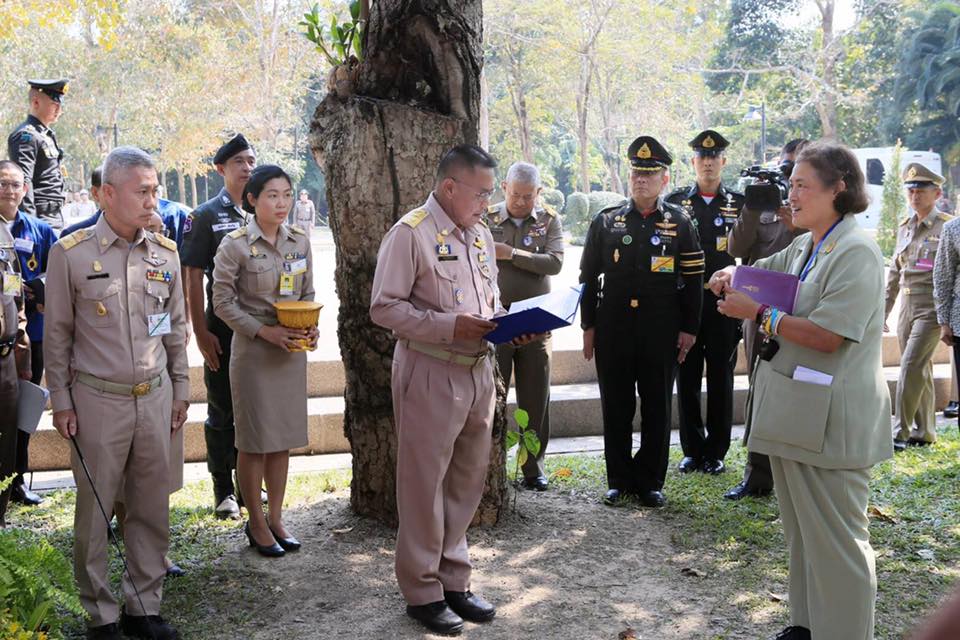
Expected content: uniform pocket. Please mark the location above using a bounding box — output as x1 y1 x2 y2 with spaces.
243 260 276 295
752 361 832 453
77 281 122 328
434 265 458 310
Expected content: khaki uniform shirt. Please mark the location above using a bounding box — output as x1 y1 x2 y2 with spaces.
211 219 314 338
0 223 29 372
727 207 805 266
747 215 893 469
44 214 190 412
885 208 952 317
370 193 504 354
484 202 564 306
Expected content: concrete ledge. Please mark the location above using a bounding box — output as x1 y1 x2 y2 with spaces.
29 363 954 472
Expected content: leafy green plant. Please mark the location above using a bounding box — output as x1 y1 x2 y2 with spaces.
877 140 905 258
300 1 365 67
0 511 84 639
504 408 541 510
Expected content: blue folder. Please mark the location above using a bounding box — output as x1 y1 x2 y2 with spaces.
485 284 584 344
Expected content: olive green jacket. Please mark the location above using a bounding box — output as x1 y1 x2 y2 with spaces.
748 214 893 469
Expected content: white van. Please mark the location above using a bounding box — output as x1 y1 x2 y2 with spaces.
851 147 942 230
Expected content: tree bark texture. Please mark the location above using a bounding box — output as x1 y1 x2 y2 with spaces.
309 0 507 527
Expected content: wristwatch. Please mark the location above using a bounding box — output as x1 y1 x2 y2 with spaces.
510 247 516 260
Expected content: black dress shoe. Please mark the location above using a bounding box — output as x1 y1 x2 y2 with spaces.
701 459 726 475
444 590 496 623
406 601 464 635
244 521 285 557
723 481 771 501
269 526 301 551
120 612 180 640
678 456 700 473
214 494 241 520
10 484 43 506
87 623 123 640
636 489 666 508
893 439 908 453
907 438 932 447
165 563 186 578
944 400 959 418
773 625 811 640
522 475 549 491
603 489 625 506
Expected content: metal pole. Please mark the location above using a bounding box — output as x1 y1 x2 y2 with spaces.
760 101 767 165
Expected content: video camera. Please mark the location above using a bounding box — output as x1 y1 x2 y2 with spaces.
740 160 795 211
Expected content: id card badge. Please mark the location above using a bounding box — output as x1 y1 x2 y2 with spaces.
279 273 296 295
716 236 729 252
651 256 675 273
14 238 34 254
283 258 307 275
2 271 23 296
147 312 172 336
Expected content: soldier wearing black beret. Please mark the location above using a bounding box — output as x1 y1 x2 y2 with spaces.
180 133 257 518
580 135 704 508
7 79 69 229
665 130 745 477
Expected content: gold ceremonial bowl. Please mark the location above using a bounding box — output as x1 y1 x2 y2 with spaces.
273 301 323 352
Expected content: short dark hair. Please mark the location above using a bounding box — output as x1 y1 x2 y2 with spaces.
436 144 497 183
0 160 24 177
241 164 292 214
91 166 103 188
782 138 809 157
796 141 870 215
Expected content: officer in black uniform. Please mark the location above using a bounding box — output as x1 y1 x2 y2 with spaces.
580 135 704 508
180 134 255 519
7 79 68 230
666 130 745 476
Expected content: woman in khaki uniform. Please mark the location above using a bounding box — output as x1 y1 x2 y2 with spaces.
212 165 316 557
710 142 892 640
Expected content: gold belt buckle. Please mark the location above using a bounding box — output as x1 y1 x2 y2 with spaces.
131 382 151 397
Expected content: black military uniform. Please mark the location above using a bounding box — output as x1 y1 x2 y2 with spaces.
179 134 251 512
7 79 68 229
580 136 704 507
665 130 745 475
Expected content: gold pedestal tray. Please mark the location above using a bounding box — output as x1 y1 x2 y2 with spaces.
273 301 323 352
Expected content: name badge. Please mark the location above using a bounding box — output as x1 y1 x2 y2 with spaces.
650 256 675 273
2 271 22 296
916 257 934 271
279 273 296 296
716 237 729 252
14 238 34 254
147 312 172 337
283 258 307 275
211 222 241 233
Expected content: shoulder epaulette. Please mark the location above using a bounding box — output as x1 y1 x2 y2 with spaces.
597 203 625 217
477 217 489 228
290 225 306 235
487 204 499 214
227 226 247 239
665 187 688 200
400 208 428 228
940 211 954 222
542 204 558 218
152 233 178 252
58 228 92 250
899 217 910 227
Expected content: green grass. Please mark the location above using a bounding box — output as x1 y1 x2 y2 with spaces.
10 429 959 639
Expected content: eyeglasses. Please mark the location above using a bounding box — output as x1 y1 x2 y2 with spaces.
0 181 24 191
451 178 495 201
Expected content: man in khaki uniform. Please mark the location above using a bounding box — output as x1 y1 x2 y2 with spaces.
0 220 30 527
486 161 563 490
371 145 506 636
44 147 189 640
723 138 807 501
885 162 951 451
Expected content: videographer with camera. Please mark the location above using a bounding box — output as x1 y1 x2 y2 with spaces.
666 130 745 477
723 138 808 501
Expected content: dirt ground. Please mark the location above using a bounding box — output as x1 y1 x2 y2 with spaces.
200 487 786 640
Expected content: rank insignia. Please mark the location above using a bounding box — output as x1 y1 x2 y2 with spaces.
473 237 486 250
143 252 167 267
437 243 452 256
455 288 464 305
613 248 620 263
93 260 102 273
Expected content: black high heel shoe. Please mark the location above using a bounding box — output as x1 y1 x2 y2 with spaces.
244 521 285 557
269 526 301 551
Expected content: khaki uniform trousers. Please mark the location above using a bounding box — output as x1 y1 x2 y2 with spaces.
392 342 496 606
770 457 876 640
895 295 940 442
496 334 551 479
0 352 18 524
71 374 172 627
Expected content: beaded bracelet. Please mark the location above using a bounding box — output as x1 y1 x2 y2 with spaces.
755 304 769 324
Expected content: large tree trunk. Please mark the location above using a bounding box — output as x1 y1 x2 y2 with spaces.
815 0 838 139
309 0 507 527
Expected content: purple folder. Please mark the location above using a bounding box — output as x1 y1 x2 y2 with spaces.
731 265 799 314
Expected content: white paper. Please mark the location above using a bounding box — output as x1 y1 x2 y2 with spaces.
793 365 833 386
17 380 49 434
507 284 584 322
147 312 172 336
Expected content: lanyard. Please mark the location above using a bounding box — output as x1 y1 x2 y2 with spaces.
799 217 843 282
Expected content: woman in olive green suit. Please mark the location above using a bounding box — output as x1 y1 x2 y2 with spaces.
709 141 892 640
